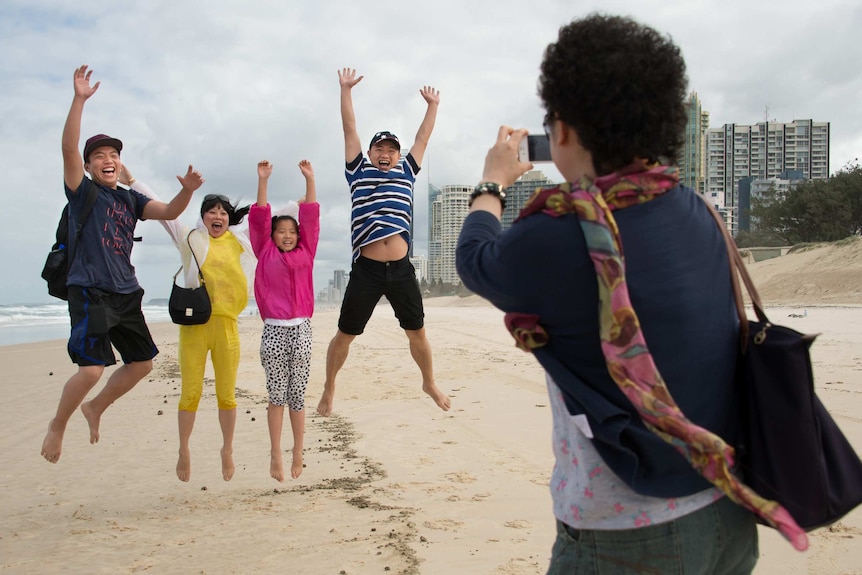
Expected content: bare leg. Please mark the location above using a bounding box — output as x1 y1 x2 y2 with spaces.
219 408 236 481
317 330 355 416
41 365 104 463
405 328 450 411
267 403 285 482
81 360 153 445
177 409 196 482
289 408 306 478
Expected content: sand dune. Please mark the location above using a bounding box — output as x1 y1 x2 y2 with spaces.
747 237 862 305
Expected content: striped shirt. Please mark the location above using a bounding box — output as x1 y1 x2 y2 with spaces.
345 152 419 262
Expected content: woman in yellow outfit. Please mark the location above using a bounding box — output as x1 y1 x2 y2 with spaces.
123 168 255 482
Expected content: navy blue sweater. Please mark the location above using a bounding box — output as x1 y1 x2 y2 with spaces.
456 185 740 497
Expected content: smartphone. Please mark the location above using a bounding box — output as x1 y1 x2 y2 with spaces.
518 134 552 163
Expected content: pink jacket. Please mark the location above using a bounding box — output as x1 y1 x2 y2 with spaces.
249 202 320 321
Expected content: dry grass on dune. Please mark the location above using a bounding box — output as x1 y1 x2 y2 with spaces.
745 237 862 305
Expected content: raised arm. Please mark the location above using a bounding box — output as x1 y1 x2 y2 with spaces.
408 86 440 167
298 159 316 204
62 65 101 191
257 160 273 207
140 165 205 220
339 68 364 162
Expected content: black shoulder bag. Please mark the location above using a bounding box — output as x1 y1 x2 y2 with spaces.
168 231 212 325
706 198 862 530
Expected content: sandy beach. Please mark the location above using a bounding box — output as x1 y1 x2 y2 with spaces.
2 238 862 574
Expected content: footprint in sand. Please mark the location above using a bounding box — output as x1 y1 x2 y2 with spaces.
825 522 862 539
443 471 477 483
423 518 464 531
424 484 458 494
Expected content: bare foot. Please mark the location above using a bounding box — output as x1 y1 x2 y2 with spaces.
80 401 100 444
291 446 303 479
423 382 451 411
41 421 64 463
270 451 285 482
221 447 235 481
316 390 334 417
176 448 191 482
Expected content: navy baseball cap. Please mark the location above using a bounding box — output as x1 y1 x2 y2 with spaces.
83 134 123 162
369 131 400 150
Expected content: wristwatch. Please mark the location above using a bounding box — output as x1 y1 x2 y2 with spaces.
469 182 507 210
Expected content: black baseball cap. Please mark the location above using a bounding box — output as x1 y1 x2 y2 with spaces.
369 131 400 150
83 134 123 162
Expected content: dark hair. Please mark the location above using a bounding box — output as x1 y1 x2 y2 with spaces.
539 14 688 175
200 195 250 226
271 215 299 236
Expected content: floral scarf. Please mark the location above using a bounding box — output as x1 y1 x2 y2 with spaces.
505 162 807 551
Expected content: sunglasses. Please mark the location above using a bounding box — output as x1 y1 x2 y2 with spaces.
204 194 231 204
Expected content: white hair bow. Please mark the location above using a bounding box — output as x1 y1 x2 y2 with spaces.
273 201 300 221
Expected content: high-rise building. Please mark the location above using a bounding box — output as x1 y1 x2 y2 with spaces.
410 255 428 284
427 183 442 284
738 170 805 232
706 119 830 234
501 170 556 229
428 184 471 285
677 92 709 194
317 268 349 304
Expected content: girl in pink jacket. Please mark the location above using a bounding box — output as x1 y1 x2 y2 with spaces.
249 159 320 481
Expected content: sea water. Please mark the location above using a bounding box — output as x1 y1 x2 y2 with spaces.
0 300 258 347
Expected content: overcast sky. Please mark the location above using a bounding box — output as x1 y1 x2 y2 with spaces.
1 0 860 305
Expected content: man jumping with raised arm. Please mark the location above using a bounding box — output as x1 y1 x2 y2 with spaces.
41 65 204 464
317 68 450 417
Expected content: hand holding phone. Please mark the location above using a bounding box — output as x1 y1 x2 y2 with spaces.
518 134 552 163
481 127 534 190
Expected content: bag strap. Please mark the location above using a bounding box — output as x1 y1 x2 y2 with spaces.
697 194 771 346
185 231 206 285
67 185 100 269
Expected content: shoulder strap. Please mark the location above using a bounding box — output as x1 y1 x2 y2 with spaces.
67 185 100 268
186 231 206 285
697 194 770 346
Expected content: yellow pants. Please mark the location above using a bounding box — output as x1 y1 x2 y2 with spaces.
177 315 239 411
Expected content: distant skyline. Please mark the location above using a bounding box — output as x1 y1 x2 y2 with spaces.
2 0 860 304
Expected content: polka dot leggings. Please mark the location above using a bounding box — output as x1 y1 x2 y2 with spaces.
260 320 312 411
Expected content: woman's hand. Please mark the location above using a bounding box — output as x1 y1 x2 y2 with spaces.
482 126 532 189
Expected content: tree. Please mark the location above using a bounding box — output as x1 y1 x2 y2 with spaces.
748 163 862 244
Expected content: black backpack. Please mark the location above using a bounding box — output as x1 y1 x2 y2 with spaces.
41 187 100 300
42 186 143 300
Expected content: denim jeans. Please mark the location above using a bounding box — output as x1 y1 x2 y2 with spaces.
547 496 758 574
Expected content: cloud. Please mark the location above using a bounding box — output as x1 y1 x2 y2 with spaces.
1 0 859 303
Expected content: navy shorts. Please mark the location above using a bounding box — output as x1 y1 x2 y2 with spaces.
338 255 424 335
67 286 159 366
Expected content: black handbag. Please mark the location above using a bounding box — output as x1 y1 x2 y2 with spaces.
168 232 212 325
709 201 862 531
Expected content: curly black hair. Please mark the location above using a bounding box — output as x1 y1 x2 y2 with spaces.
539 14 688 175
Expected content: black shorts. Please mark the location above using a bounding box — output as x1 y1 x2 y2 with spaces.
338 255 424 335
67 286 159 366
